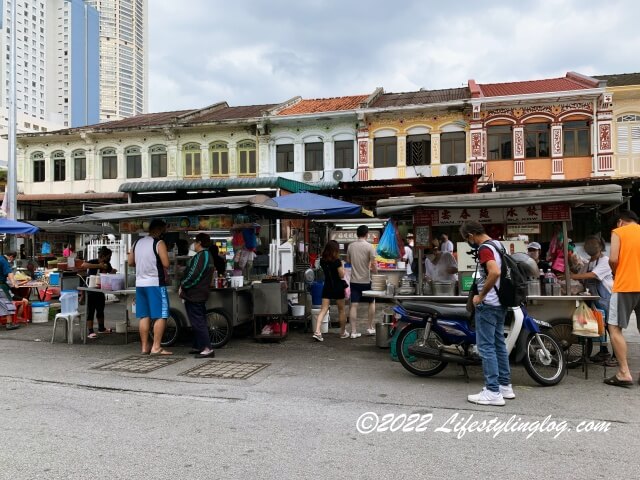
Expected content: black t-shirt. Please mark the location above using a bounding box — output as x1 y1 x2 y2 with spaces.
86 259 113 276
321 258 343 290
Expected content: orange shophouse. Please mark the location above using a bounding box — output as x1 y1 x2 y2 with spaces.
466 72 613 184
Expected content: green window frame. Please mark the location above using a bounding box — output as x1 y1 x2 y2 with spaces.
210 142 229 176
183 143 201 178
238 140 257 175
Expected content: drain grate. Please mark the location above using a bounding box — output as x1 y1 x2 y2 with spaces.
180 360 269 379
93 355 183 374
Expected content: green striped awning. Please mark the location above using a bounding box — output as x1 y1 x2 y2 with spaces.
118 177 338 194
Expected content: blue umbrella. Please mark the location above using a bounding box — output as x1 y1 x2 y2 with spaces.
0 218 39 234
273 192 363 217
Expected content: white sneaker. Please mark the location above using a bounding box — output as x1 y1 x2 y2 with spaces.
339 332 350 339
312 333 324 342
366 328 376 336
499 384 515 400
467 388 505 406
350 332 362 339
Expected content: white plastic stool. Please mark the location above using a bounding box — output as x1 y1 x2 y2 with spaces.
51 311 85 344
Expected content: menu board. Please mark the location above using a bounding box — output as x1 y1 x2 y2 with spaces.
120 215 233 233
413 205 571 226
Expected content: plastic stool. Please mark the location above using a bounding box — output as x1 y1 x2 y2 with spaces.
51 311 85 344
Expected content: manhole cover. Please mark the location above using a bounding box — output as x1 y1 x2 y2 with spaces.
93 355 183 374
180 360 269 379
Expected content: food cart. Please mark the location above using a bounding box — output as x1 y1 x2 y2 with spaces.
375 184 624 359
58 191 367 347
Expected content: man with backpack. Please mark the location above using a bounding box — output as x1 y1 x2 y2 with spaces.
460 220 514 406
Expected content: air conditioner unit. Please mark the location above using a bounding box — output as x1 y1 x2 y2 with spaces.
301 171 320 182
441 164 467 176
332 168 353 182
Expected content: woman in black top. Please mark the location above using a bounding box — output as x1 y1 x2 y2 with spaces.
80 247 116 338
313 240 348 341
208 245 227 278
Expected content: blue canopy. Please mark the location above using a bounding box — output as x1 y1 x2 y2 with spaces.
0 218 39 234
272 192 363 217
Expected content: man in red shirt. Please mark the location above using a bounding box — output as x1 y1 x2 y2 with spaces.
460 221 513 406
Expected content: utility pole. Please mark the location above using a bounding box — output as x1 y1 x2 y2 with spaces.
6 0 18 220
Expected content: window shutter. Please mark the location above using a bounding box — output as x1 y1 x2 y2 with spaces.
632 125 640 154
618 126 629 154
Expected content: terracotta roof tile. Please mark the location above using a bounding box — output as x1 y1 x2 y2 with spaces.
89 110 196 130
370 87 470 108
479 77 592 97
594 73 640 87
278 95 368 115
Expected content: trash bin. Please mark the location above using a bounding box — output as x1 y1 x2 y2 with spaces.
376 322 392 348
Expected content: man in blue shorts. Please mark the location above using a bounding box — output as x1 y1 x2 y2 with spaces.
346 225 378 338
128 219 172 355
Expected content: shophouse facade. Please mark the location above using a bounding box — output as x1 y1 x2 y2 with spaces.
595 73 640 177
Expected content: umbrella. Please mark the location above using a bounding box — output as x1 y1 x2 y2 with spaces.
271 192 363 217
0 218 39 234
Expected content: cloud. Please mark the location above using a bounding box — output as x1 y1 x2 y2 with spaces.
148 0 640 112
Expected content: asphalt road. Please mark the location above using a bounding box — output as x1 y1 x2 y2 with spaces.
1 303 639 480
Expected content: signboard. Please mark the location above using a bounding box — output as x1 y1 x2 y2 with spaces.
414 205 571 226
506 224 541 235
331 230 380 244
456 241 527 272
119 215 233 234
414 225 431 248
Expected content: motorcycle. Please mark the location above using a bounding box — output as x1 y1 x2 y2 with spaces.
393 300 566 386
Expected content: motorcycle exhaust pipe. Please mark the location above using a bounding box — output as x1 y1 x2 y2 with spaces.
408 344 477 366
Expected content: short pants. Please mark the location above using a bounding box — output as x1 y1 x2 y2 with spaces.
350 282 374 303
135 286 170 319
608 292 640 330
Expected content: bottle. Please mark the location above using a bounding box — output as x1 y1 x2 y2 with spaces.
544 271 557 296
539 269 545 296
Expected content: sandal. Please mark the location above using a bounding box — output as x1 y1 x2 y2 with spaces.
603 374 633 388
149 349 173 356
340 332 350 339
312 333 324 342
98 328 114 334
87 332 98 339
603 358 619 367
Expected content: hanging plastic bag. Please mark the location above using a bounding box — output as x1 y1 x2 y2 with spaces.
377 220 400 259
572 301 600 337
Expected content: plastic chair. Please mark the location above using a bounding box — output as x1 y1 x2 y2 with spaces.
51 311 85 344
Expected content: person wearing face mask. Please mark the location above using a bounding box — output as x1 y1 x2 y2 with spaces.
460 220 513 406
570 235 614 365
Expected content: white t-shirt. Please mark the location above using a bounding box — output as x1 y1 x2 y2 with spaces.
424 252 458 283
403 245 414 275
133 235 166 287
585 255 614 293
441 239 454 254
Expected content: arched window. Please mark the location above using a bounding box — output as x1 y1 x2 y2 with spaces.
374 137 397 168
407 134 431 165
617 114 640 155
487 126 512 160
524 123 550 158
125 146 142 178
563 120 590 157
52 150 65 182
73 149 86 180
210 142 229 176
31 151 45 182
237 140 257 175
149 145 167 178
441 132 467 164
183 143 201 177
334 140 354 169
101 147 118 179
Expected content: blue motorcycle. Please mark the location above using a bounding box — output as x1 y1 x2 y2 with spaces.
393 300 566 386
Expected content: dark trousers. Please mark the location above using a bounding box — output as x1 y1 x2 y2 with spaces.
185 301 211 351
87 291 106 325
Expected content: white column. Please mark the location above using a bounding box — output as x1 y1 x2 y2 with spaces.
294 140 304 175
257 136 271 177
228 142 237 177
116 146 125 180
396 134 406 178
200 144 210 178
141 147 150 178
324 138 334 172
168 145 179 178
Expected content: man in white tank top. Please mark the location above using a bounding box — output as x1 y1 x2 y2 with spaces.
128 219 172 355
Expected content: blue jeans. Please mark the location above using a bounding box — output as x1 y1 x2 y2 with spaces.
475 303 510 392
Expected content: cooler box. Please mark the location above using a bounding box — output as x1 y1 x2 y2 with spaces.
59 290 79 314
310 281 324 307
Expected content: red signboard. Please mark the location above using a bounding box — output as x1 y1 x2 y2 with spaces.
541 204 571 221
414 208 439 226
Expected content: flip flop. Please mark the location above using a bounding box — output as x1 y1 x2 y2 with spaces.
150 349 173 356
87 332 98 339
195 351 215 358
603 375 633 388
98 328 114 334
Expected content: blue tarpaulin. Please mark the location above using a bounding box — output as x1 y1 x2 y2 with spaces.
272 192 362 217
0 218 39 234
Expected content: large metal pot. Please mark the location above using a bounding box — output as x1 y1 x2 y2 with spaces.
431 281 455 296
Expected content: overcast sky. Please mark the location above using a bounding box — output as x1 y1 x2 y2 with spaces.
147 0 640 113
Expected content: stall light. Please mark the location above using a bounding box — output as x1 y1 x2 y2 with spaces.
339 223 385 229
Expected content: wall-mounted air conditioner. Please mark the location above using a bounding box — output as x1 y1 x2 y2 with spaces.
441 164 467 176
301 171 320 182
331 168 354 182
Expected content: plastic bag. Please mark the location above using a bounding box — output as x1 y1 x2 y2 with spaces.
377 220 400 259
572 301 600 337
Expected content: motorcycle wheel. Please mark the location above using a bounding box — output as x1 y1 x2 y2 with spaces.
396 323 448 377
522 331 566 386
550 319 593 368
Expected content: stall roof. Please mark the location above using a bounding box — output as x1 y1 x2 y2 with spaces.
268 192 364 217
27 220 117 234
376 184 623 216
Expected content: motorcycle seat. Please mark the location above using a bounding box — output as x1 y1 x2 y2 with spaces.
402 302 471 320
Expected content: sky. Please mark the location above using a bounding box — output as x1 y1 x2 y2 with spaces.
147 0 640 113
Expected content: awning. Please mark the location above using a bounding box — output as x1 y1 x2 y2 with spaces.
27 220 118 234
269 192 364 217
119 177 338 194
376 184 624 216
0 218 39 234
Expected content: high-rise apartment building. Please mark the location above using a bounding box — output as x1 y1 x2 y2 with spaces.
85 0 147 121
0 0 99 167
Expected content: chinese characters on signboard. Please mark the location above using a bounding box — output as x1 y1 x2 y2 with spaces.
415 205 570 226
